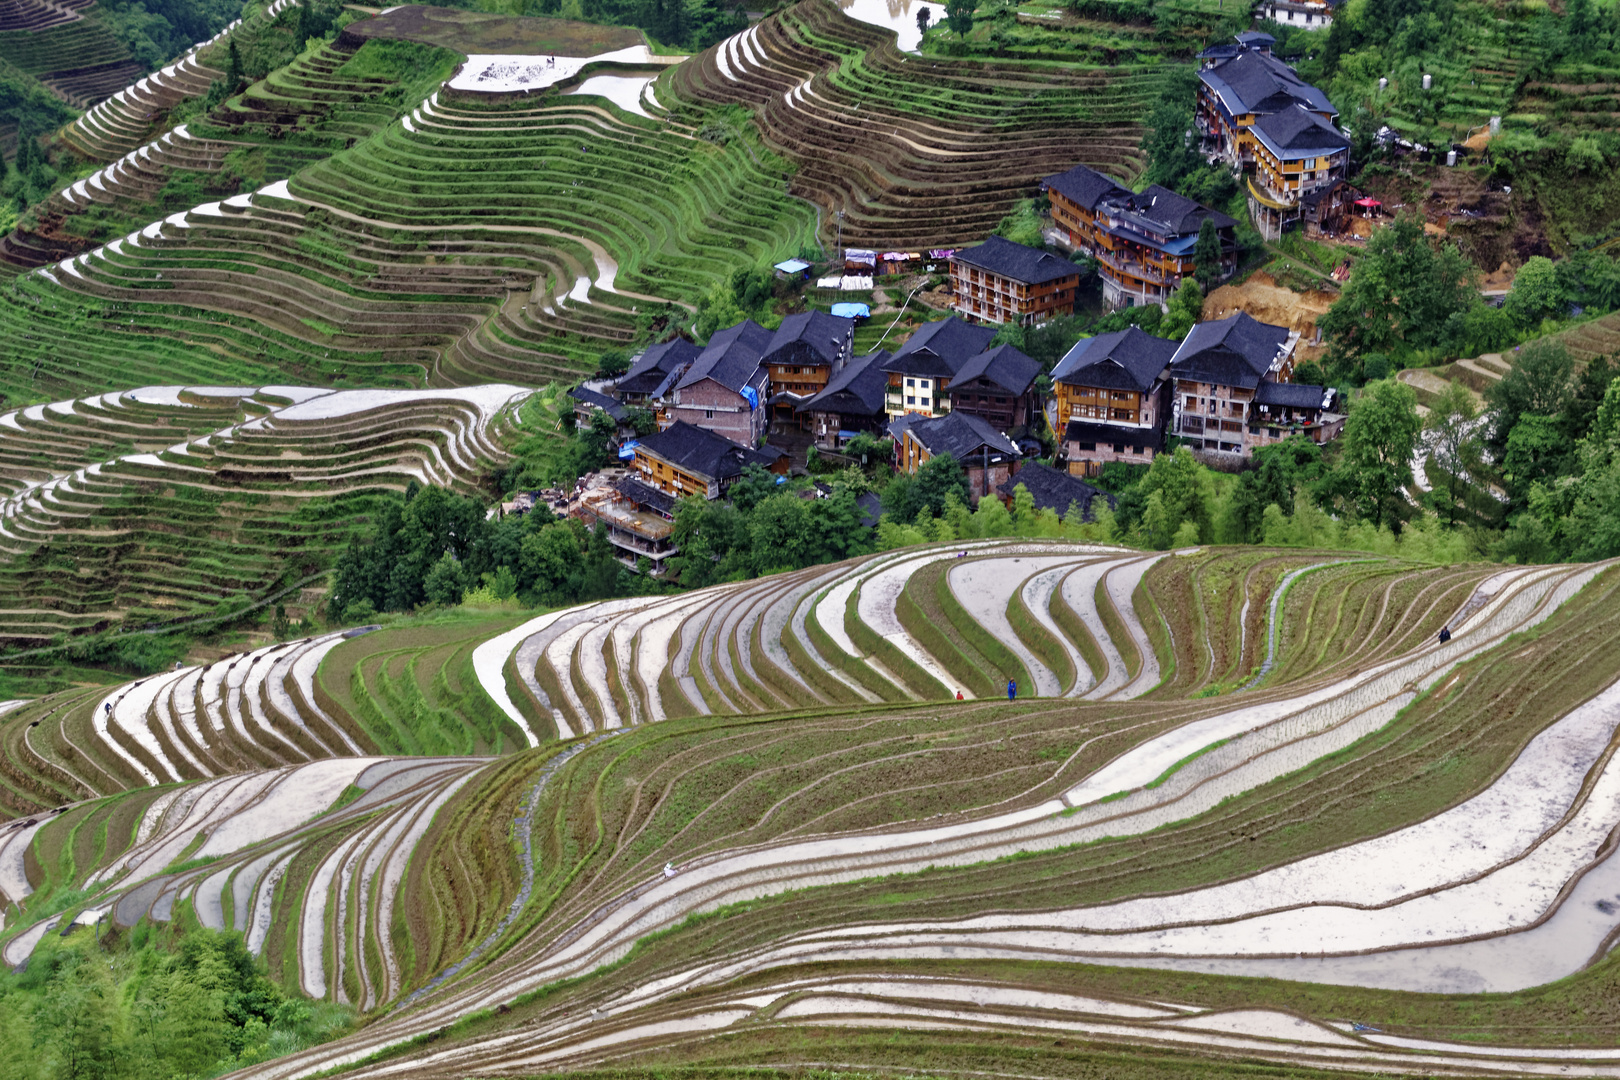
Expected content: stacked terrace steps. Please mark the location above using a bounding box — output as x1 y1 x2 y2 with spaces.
211 557 1620 1076
674 0 1158 248
54 0 296 159
0 0 92 33
0 384 528 649
1 753 492 1016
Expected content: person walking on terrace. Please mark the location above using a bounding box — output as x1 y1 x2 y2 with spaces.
1007 679 1017 701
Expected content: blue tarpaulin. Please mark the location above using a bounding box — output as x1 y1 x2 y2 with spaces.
617 439 639 460
830 302 870 319
741 386 760 410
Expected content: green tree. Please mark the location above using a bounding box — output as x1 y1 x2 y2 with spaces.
1484 338 1574 449
944 0 974 34
1229 435 1324 541
226 39 243 89
750 493 812 573
1502 414 1567 503
423 552 469 606
1193 217 1223 290
1501 255 1562 327
1160 279 1204 341
912 453 971 520
1319 378 1423 530
1317 211 1479 379
1424 380 1484 526
32 954 118 1080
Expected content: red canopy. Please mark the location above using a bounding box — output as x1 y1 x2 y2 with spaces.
1354 197 1382 207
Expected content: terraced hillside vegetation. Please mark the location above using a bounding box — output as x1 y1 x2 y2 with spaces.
0 0 1173 403
0 383 527 650
3 544 1620 1079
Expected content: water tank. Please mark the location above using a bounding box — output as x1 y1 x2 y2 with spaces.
1489 115 1502 134
1422 73 1432 90
1446 149 1457 166
1378 77 1388 92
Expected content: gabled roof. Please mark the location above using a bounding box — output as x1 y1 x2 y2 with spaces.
1052 326 1177 393
1255 381 1331 409
883 317 998 378
950 344 1041 396
998 463 1112 518
635 420 784 483
617 337 701 397
950 235 1082 286
615 475 675 516
1251 104 1351 158
905 411 1019 460
799 350 889 416
1110 185 1238 237
1042 163 1132 212
676 319 773 394
1200 49 1335 119
762 310 854 368
568 385 629 421
1235 30 1275 45
1169 312 1293 389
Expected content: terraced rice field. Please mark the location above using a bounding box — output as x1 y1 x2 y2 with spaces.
5 542 1620 1077
674 0 1163 248
0 382 528 646
0 0 1163 400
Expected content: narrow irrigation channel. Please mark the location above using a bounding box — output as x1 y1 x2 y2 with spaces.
394 730 618 1011
1236 562 1347 693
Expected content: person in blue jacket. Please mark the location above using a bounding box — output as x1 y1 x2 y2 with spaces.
1007 679 1016 701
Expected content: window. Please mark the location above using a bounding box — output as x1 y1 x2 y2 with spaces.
704 409 714 419
906 395 915 405
906 378 915 387
1114 444 1124 454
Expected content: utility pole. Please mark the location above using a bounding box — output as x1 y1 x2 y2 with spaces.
835 208 845 264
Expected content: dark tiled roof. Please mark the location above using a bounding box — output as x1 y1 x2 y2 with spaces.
951 235 1082 286
950 344 1041 396
1201 50 1335 118
1235 30 1275 45
1170 312 1292 389
906 411 1019 460
1252 104 1351 155
1042 163 1132 212
676 319 773 393
883 317 998 378
636 421 784 482
615 475 676 516
1113 185 1238 235
568 385 628 421
799 350 889 417
856 490 883 528
1064 419 1163 451
1255 381 1330 408
998 463 1112 518
617 338 701 397
1052 327 1177 392
762 310 854 367
887 411 922 443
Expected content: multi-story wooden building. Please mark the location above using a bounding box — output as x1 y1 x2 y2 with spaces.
1043 163 1131 254
615 337 701 422
798 350 890 449
1198 36 1337 162
945 343 1041 431
881 317 997 420
892 410 1022 505
1043 164 1237 309
1168 311 1341 459
760 310 856 421
949 235 1082 326
1050 326 1177 475
1245 104 1353 239
631 420 787 500
665 319 772 445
